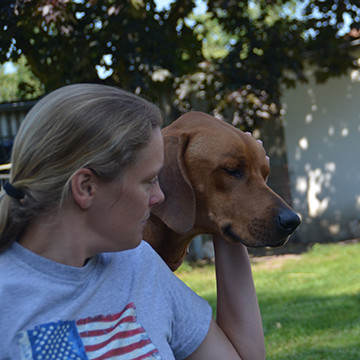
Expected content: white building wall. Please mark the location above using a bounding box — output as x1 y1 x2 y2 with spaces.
282 69 360 243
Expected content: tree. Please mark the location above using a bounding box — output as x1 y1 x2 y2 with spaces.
1 0 359 128
176 0 360 128
0 56 44 102
0 0 201 118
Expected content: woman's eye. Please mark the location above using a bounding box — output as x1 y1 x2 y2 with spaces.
148 176 159 185
222 168 244 179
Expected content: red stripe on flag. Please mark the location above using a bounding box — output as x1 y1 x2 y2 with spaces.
89 339 154 360
76 303 136 325
82 328 147 351
78 315 137 337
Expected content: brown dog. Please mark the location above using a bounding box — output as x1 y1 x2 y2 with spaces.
143 111 300 271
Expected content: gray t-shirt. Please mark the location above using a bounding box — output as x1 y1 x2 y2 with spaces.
0 241 212 360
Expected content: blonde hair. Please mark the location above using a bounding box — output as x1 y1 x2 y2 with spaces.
0 83 163 250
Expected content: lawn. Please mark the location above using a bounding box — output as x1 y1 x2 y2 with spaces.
176 241 360 359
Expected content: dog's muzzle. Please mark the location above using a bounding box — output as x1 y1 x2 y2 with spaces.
221 208 301 248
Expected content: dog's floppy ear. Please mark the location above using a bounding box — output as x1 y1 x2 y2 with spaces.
151 132 196 234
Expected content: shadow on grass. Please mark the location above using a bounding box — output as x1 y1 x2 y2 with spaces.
202 292 360 360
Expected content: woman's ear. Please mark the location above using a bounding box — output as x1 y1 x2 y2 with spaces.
71 168 97 209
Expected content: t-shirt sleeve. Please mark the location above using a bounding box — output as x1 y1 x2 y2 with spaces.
140 242 213 360
167 270 213 359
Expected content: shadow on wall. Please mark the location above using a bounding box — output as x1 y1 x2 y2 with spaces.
282 68 360 245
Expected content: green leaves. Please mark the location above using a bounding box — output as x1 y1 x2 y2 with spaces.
1 0 359 128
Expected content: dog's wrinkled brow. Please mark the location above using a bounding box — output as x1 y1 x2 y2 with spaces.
221 151 246 159
220 153 247 168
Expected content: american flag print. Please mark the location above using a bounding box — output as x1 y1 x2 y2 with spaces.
17 302 161 360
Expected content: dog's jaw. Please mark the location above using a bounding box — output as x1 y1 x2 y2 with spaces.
221 224 244 243
221 222 291 248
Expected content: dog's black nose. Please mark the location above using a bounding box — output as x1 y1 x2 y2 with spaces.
278 209 301 234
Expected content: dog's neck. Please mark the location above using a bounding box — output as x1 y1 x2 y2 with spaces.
143 213 206 269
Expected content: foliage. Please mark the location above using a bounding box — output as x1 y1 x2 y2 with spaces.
177 241 360 359
201 0 360 127
1 0 360 127
0 56 44 102
0 0 201 116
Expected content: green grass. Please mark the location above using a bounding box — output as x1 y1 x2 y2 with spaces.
176 241 360 359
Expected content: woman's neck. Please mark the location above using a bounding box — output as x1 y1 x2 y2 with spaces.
19 209 92 267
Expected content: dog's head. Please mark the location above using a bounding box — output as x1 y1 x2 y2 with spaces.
148 111 300 269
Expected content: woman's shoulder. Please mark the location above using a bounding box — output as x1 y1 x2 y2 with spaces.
0 242 19 269
104 241 170 274
112 241 164 262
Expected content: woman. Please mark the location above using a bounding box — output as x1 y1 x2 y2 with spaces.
0 84 265 359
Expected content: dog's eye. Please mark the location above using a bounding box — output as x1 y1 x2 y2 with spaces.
222 168 244 179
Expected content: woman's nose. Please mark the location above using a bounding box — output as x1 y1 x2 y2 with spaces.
149 183 165 207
